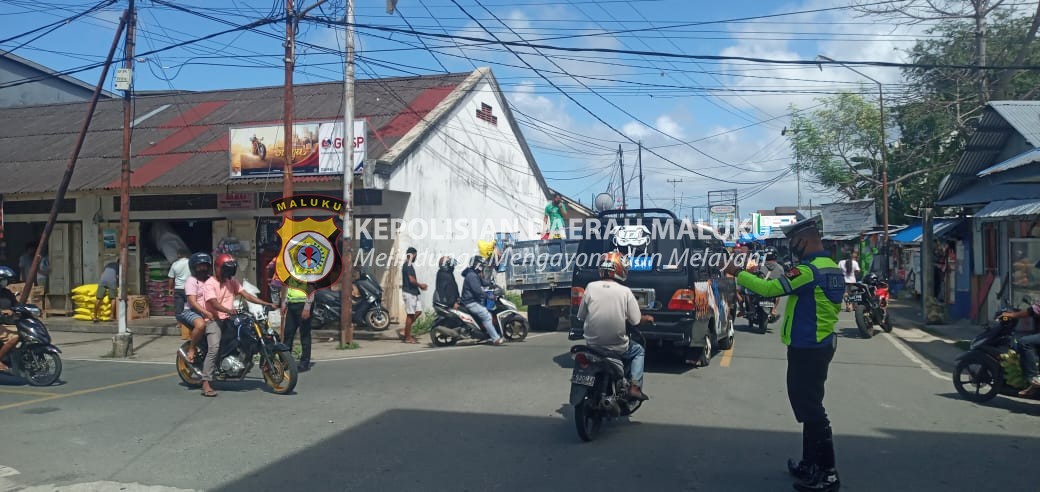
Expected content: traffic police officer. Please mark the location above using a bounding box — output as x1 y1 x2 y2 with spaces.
723 217 843 492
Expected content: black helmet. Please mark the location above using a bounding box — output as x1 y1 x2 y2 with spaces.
764 250 778 261
439 256 457 272
864 273 879 285
189 253 213 279
0 265 14 287
470 256 486 271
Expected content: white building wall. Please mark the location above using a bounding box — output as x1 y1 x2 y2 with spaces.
383 79 547 310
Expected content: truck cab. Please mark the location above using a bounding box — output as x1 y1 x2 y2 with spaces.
568 209 733 366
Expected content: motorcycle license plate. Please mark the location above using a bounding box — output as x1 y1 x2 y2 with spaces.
848 295 862 302
571 372 596 386
759 302 774 309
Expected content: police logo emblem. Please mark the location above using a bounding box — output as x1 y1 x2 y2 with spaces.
275 217 342 288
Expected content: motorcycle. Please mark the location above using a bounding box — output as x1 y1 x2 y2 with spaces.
850 276 892 338
568 325 648 442
310 269 390 331
175 293 298 395
429 284 527 346
743 273 776 334
250 136 267 160
1 304 62 386
953 297 1040 403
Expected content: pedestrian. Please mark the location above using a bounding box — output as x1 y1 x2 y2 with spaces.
18 243 34 282
434 256 460 307
168 248 191 315
397 247 427 344
542 192 568 239
723 217 843 492
282 276 315 372
18 242 48 291
93 261 119 323
837 252 860 312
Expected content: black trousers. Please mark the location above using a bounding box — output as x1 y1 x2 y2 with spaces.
787 340 837 469
284 302 312 365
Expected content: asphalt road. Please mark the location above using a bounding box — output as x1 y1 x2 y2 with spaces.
1 311 1039 492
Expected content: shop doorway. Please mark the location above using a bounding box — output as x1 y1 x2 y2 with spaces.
139 220 214 317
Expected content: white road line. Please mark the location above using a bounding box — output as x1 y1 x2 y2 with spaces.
63 332 560 365
881 333 948 381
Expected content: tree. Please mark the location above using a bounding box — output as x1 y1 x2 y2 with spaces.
787 92 886 201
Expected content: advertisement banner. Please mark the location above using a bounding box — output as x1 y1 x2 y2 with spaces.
821 199 876 234
229 120 366 178
318 120 367 175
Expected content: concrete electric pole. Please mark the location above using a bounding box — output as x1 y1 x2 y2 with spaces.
114 0 136 357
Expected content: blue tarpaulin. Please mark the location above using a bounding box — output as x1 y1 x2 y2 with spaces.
891 219 962 244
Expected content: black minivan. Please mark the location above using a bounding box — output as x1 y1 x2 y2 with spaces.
568 209 734 366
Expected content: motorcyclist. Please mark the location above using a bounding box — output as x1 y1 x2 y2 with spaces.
0 266 20 372
460 257 503 345
761 249 786 320
576 251 654 401
199 254 275 397
1007 259 1040 397
435 256 460 308
178 253 215 364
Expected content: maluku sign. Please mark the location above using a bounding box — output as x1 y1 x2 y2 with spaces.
229 120 366 178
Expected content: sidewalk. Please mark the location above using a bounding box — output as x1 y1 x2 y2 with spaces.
50 330 457 363
886 296 982 373
43 315 398 341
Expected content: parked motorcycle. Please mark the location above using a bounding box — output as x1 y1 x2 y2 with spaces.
0 304 62 386
429 284 527 346
310 270 390 331
850 274 891 338
743 273 776 334
568 326 648 442
953 297 1040 403
175 299 298 395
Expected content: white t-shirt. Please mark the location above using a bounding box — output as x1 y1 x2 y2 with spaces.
576 280 642 353
838 259 860 284
168 258 191 290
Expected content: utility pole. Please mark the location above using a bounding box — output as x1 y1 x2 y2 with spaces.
667 179 683 213
113 0 136 357
339 0 356 345
618 144 626 209
283 0 297 210
638 141 644 209
20 13 127 305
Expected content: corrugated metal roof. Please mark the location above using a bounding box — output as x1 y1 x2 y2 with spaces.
977 147 1040 177
891 219 963 244
937 101 1040 202
936 180 1040 206
975 199 1040 218
0 71 474 194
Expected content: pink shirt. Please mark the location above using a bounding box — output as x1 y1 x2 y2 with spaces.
183 277 204 312
202 277 241 320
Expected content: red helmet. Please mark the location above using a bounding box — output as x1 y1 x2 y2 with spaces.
598 251 629 282
215 254 238 279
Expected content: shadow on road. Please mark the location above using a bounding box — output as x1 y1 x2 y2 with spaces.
934 392 1040 417
551 348 696 376
211 408 1040 492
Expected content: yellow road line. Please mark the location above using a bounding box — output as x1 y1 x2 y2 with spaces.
720 343 735 368
0 387 56 397
0 373 173 411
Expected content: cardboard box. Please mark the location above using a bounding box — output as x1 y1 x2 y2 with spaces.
128 295 150 320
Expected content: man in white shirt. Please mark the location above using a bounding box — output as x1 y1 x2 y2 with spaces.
167 249 192 315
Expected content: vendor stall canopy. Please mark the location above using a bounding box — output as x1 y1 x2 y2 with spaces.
891 219 967 245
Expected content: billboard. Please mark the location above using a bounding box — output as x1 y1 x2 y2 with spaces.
754 214 796 237
229 120 366 178
821 199 876 234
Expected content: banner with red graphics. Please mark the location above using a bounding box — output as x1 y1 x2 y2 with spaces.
229 120 366 178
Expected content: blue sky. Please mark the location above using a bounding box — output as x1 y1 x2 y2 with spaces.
2 0 968 216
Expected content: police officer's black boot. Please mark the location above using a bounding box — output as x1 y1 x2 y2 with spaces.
794 425 840 492
787 425 814 481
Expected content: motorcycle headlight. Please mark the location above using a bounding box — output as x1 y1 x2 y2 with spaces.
26 306 42 317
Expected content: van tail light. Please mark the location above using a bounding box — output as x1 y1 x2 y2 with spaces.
571 287 585 307
668 289 696 311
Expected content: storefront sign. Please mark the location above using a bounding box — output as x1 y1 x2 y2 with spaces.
271 194 345 214
229 120 366 178
821 199 877 234
217 193 255 210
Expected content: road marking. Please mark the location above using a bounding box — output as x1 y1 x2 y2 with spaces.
64 358 173 365
0 465 18 478
720 343 735 368
0 387 56 397
316 332 557 362
881 333 947 381
0 373 173 411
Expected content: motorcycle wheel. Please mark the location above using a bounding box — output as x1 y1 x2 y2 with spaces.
365 308 390 331
176 342 203 388
24 348 62 387
261 349 298 395
502 318 529 341
756 312 768 334
953 353 1002 402
881 311 893 333
430 327 458 347
855 305 873 339
257 143 267 160
573 400 603 442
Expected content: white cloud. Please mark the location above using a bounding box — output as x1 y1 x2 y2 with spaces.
655 115 685 139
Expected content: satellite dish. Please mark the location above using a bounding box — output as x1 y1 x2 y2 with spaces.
594 193 614 212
